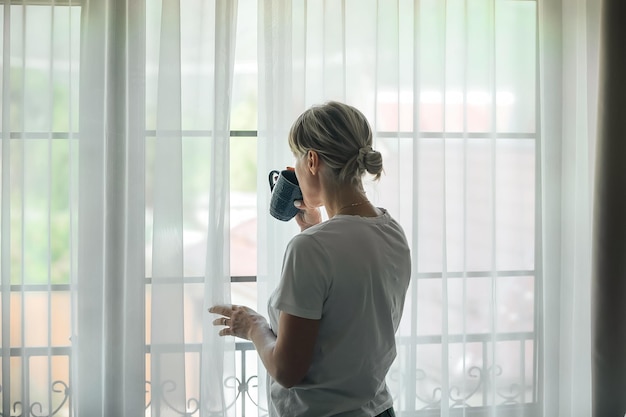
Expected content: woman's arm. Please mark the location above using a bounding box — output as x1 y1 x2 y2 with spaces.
209 305 320 388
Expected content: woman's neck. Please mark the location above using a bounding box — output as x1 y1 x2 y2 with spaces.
322 183 379 218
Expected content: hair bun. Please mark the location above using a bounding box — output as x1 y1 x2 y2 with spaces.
357 147 383 179
356 146 372 170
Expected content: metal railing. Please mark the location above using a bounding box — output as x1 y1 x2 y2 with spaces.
0 330 537 417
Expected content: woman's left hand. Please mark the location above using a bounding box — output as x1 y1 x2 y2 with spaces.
209 304 269 340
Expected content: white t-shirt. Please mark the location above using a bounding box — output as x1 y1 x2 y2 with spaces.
267 209 411 417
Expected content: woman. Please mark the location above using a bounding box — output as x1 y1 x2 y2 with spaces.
210 101 411 416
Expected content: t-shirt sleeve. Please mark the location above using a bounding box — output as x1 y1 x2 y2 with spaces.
270 233 330 320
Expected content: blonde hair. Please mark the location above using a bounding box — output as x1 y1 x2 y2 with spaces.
288 101 383 185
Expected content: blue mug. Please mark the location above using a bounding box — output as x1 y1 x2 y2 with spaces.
269 169 303 221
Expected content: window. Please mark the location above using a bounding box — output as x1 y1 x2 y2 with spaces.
1 1 539 416
224 0 539 415
0 3 80 417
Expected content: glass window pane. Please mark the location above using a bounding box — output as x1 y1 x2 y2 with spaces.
230 0 258 131
495 138 535 271
496 1 536 133
230 136 257 277
231 281 258 311
496 275 535 333
182 137 211 277
449 277 493 335
417 278 442 336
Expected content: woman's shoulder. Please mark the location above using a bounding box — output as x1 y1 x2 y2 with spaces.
295 208 401 239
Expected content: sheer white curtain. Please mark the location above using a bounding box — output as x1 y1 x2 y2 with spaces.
0 0 237 416
0 0 604 416
257 0 597 415
75 0 238 415
539 0 598 415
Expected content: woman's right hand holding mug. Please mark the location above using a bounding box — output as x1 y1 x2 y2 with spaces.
294 200 322 231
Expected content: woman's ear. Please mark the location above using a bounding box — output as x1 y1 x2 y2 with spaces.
307 150 319 175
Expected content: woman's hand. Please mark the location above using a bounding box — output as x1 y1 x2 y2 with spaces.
209 305 320 389
294 200 322 231
209 304 269 340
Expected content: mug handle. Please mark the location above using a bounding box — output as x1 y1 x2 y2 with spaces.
268 170 280 191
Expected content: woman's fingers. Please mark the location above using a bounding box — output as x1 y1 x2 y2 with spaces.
293 200 322 231
209 305 234 333
219 328 233 337
208 304 261 340
212 317 231 326
208 304 234 317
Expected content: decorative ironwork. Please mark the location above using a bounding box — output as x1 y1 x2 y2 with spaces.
415 368 443 410
408 364 530 410
1 337 533 416
224 374 268 414
0 397 23 417
0 381 70 417
145 380 200 416
144 374 267 416
448 366 484 408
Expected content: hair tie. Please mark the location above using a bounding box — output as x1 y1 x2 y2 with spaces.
356 146 372 170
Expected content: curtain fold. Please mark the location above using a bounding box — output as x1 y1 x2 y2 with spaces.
1 5 13 417
147 0 238 415
200 0 238 415
151 0 187 415
75 0 146 415
123 0 148 415
256 1 300 410
74 0 238 415
539 0 599 415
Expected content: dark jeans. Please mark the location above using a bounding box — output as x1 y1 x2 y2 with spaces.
375 408 396 417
